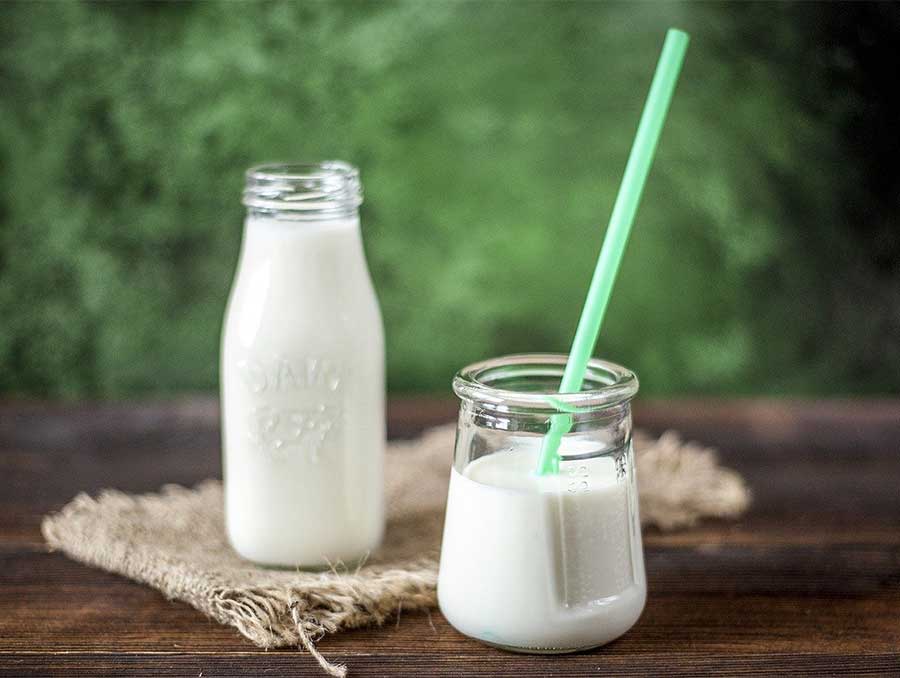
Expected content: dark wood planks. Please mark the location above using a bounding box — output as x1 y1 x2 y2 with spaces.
1 398 899 676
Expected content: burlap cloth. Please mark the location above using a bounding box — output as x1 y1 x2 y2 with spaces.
42 425 750 676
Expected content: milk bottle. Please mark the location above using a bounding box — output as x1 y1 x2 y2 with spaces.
221 162 384 567
438 354 645 651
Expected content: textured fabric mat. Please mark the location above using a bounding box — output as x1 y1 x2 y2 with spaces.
43 424 750 676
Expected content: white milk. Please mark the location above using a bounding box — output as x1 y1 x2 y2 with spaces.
438 441 645 651
221 213 384 567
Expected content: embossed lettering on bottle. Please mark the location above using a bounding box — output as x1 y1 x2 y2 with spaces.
236 355 344 462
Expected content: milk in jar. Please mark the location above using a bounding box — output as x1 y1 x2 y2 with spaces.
221 162 384 568
438 354 645 651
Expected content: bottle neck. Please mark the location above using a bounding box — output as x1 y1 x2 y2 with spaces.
241 212 363 256
238 161 367 283
237 213 368 291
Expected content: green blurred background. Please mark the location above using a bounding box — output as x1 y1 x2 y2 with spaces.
1 1 898 398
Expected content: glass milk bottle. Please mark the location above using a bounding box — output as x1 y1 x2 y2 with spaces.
221 162 384 567
438 354 646 652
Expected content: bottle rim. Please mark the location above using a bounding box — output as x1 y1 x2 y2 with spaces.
243 161 363 217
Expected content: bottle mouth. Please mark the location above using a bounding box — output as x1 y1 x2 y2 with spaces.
453 353 639 414
243 161 363 218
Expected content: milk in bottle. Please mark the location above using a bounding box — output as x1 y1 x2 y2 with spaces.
221 162 384 567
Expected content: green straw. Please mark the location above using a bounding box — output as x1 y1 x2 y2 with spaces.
535 28 690 476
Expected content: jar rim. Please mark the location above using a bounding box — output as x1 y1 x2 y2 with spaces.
453 353 638 413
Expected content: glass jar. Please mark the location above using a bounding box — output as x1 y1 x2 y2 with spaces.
437 354 645 652
221 161 384 568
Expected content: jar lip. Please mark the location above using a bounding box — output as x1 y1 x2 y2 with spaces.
453 353 639 413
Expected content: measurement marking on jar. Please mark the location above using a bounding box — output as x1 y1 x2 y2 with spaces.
566 465 590 494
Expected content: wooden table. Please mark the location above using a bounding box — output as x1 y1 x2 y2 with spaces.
2 398 899 676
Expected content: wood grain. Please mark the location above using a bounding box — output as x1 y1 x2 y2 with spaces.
1 398 899 676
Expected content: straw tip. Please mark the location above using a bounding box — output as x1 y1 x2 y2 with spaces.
666 27 691 45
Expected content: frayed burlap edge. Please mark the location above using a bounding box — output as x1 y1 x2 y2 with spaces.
41 483 438 677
